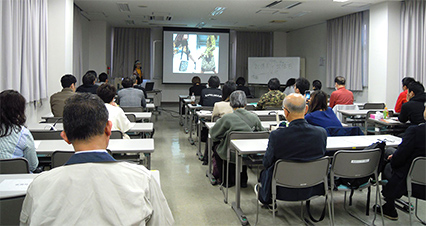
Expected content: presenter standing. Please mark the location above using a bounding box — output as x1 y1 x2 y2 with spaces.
133 60 143 84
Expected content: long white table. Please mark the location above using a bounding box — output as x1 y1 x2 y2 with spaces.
0 174 38 199
35 139 155 169
229 134 402 225
27 122 153 134
42 112 152 123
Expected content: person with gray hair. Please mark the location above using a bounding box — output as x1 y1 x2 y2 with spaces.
256 93 327 210
210 90 265 187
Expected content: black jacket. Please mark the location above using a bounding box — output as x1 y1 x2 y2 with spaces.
258 119 327 204
383 123 426 200
399 93 426 125
199 88 222 106
189 84 206 96
76 84 99 94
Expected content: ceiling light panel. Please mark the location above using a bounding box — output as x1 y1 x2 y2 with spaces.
211 7 226 16
117 3 130 12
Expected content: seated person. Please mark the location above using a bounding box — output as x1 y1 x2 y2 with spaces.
377 108 426 220
210 91 265 187
117 77 146 108
211 80 237 121
97 84 132 139
305 90 342 129
282 78 296 96
257 93 327 207
235 77 251 98
0 90 38 172
394 77 415 113
95 72 108 86
20 93 174 225
398 81 426 125
132 76 148 99
294 77 310 96
50 74 77 117
329 76 353 108
312 79 322 91
200 75 222 106
256 78 285 110
76 70 99 94
189 76 206 96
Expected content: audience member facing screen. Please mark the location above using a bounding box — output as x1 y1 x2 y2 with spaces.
256 78 285 110
97 84 132 138
0 90 39 172
312 80 322 91
76 70 99 94
189 76 206 96
305 90 342 129
200 75 222 106
294 77 310 95
211 80 237 120
235 77 251 97
117 77 146 108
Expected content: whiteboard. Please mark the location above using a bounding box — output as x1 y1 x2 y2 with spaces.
248 57 300 84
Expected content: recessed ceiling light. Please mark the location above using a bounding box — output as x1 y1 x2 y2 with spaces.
211 7 226 16
333 0 349 2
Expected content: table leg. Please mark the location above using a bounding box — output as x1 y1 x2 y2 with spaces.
232 152 249 225
206 134 216 185
145 153 151 170
188 109 195 145
184 105 189 134
197 120 203 159
179 98 183 126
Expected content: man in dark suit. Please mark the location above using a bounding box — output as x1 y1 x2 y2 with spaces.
257 93 327 208
20 93 174 225
378 108 426 220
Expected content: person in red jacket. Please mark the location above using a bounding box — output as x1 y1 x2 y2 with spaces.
329 76 353 108
394 77 415 113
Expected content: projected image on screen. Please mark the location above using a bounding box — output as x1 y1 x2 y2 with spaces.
173 34 219 74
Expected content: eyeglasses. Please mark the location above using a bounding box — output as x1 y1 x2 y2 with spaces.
283 107 291 114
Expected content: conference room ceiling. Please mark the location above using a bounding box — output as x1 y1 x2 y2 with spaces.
74 0 400 32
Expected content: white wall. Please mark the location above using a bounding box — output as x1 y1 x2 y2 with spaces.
368 2 401 108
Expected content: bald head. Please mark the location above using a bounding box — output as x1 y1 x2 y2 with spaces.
283 93 307 122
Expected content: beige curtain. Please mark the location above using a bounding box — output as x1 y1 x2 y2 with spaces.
112 28 151 79
235 31 273 82
400 0 426 85
326 12 365 91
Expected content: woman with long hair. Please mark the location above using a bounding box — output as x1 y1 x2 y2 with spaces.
0 90 39 171
305 90 342 129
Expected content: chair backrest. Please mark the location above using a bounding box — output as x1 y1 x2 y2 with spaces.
331 149 381 178
31 130 63 140
201 106 214 111
326 126 364 137
121 106 143 112
0 158 30 174
125 114 137 122
363 103 385 110
408 157 426 187
273 157 330 189
0 195 26 225
228 131 270 142
272 157 330 188
245 105 256 111
332 104 359 122
51 151 75 168
110 130 123 139
44 117 63 123
264 106 283 110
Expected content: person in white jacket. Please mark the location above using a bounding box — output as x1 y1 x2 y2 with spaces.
20 93 174 226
